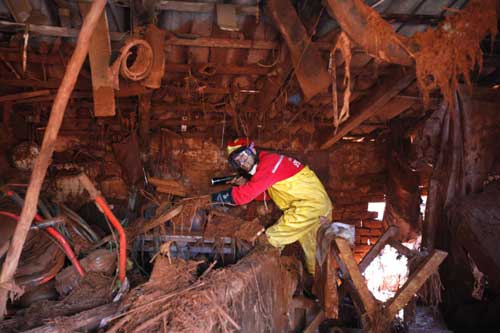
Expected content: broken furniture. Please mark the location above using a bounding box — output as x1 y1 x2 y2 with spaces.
310 225 447 332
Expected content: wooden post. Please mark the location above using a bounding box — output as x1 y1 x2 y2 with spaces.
79 2 115 117
0 0 107 319
266 0 330 100
333 237 378 316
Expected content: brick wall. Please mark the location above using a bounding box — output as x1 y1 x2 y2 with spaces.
328 141 388 262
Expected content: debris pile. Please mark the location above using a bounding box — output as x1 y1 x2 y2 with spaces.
108 249 298 333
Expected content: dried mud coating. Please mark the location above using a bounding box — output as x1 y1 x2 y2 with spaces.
172 197 210 233
3 272 113 331
108 250 299 333
411 0 498 108
204 210 264 241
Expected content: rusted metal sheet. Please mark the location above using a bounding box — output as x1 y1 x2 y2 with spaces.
266 0 330 101
79 2 115 117
144 24 166 89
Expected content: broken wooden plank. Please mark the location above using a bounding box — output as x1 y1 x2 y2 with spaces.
333 237 378 316
358 226 399 272
0 90 50 103
388 239 416 258
320 69 415 149
266 0 330 100
386 250 447 318
0 0 108 319
303 310 325 333
80 2 115 117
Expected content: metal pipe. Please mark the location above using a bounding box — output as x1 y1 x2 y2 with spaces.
78 173 127 283
93 196 127 283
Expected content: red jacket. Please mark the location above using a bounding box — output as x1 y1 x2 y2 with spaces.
231 151 304 205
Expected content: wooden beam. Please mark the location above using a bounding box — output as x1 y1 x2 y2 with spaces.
0 20 126 40
382 13 444 25
386 250 447 318
333 237 378 315
303 310 325 333
165 63 271 76
0 90 50 103
389 239 416 258
320 68 415 150
0 79 91 90
80 3 115 117
266 0 330 100
358 226 399 272
0 0 108 319
166 36 278 50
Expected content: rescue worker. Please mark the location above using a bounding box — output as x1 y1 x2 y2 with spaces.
211 138 332 275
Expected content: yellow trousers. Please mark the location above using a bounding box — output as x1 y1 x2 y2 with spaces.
265 167 332 275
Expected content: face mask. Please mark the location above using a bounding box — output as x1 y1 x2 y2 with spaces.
229 147 257 172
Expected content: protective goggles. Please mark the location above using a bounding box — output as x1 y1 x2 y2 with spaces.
228 146 257 171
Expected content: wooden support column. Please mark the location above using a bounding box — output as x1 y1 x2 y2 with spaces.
333 237 378 316
0 0 108 319
266 0 330 100
386 250 448 318
79 2 115 117
144 25 166 89
320 69 415 150
139 91 152 146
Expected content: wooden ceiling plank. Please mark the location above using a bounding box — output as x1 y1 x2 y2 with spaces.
0 20 126 40
266 0 330 101
320 68 416 150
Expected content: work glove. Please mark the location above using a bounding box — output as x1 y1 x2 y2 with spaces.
210 189 235 205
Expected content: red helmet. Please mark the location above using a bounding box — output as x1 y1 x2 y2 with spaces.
226 137 251 155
